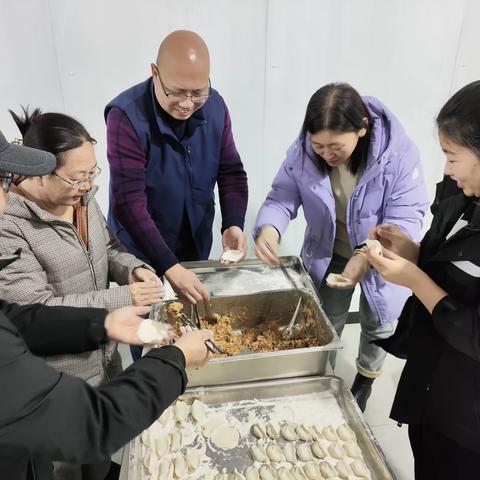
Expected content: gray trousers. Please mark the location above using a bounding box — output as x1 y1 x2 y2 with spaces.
318 254 394 377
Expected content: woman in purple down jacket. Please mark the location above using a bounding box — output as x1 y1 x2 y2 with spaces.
254 83 429 411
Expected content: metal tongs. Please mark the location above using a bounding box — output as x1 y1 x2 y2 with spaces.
177 312 225 354
264 241 297 289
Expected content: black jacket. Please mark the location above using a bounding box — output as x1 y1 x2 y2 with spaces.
386 189 480 452
0 301 187 479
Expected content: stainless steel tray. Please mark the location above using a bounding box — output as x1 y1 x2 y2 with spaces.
129 376 396 480
178 256 316 297
155 288 341 387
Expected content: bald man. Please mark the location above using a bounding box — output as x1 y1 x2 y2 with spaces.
105 30 248 311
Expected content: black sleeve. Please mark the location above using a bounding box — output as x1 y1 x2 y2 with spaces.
0 316 187 463
0 300 108 356
432 295 480 362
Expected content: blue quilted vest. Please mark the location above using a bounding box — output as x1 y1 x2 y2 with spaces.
105 78 225 261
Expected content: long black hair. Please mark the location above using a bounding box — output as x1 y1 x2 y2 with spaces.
9 106 96 168
437 80 480 158
301 83 371 175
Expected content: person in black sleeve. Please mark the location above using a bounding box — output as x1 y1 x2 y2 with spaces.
367 81 480 479
0 130 213 479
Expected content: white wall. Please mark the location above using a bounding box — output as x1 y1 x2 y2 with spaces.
2 0 480 259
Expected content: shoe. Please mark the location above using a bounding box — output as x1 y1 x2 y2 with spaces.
351 373 374 412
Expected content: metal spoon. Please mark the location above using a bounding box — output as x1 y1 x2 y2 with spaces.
283 297 302 338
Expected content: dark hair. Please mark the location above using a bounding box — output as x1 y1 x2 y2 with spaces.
301 83 371 175
9 106 96 168
437 81 480 158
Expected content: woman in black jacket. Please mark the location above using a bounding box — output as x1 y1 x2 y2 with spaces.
367 81 480 479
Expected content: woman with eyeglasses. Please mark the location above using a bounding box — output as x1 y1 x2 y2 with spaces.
254 83 429 412
0 108 165 480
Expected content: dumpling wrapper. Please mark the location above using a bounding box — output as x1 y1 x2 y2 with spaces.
221 249 243 263
138 320 169 344
326 273 355 288
211 425 240 450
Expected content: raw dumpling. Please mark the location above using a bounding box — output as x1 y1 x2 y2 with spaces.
322 425 339 442
266 443 286 462
310 424 323 440
158 407 172 426
154 433 170 457
252 422 267 439
266 423 280 440
345 441 363 459
245 466 260 480
337 423 356 442
229 472 246 480
215 474 230 480
311 442 326 459
366 238 383 256
173 400 189 422
335 460 353 479
276 467 294 480
296 424 313 441
318 461 336 478
328 443 346 459
283 442 297 462
142 451 158 475
185 447 201 471
173 453 187 478
169 430 182 452
303 462 321 480
296 443 313 462
251 443 269 462
158 459 174 480
141 429 153 448
259 465 276 480
281 423 298 441
291 466 307 480
191 399 208 424
351 459 370 478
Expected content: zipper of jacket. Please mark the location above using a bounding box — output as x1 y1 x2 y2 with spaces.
53 220 112 381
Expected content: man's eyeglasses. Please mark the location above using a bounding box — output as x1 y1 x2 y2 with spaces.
0 173 13 193
53 166 102 189
154 66 210 104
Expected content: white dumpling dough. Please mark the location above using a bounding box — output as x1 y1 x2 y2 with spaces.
326 273 354 288
221 249 243 262
203 415 229 438
211 425 240 449
138 319 169 344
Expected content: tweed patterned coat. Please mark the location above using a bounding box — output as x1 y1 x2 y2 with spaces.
0 186 152 386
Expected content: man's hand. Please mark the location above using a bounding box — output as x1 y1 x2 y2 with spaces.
104 306 151 344
221 226 247 264
129 282 164 306
368 224 420 264
173 329 214 367
165 263 209 304
254 226 280 266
